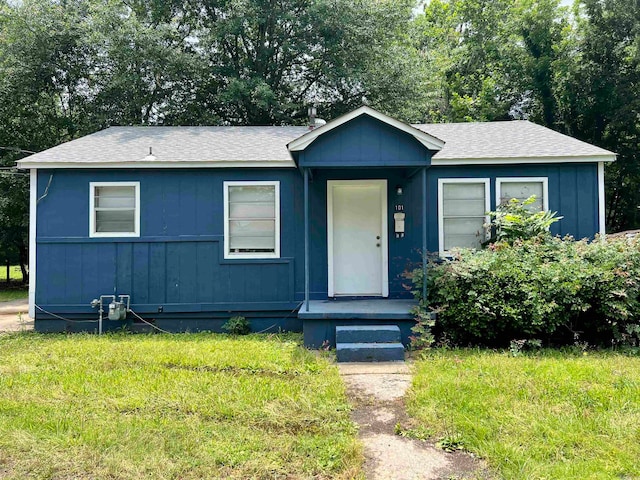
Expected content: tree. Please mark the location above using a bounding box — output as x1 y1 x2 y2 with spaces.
413 0 524 122
556 0 640 231
413 0 570 124
163 0 427 124
0 170 28 283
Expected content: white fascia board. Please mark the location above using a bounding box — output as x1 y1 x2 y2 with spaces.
16 160 297 169
431 154 616 166
28 169 37 319
287 106 445 152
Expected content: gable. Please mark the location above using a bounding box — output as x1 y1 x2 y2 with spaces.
295 114 435 168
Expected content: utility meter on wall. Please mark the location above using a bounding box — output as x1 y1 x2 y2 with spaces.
394 212 405 238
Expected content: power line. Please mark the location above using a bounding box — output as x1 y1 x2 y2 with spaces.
0 147 37 154
0 167 28 176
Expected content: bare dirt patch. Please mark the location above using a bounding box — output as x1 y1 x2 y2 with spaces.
339 362 489 480
0 299 32 332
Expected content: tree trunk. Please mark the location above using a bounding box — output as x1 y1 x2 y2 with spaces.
18 241 28 285
5 258 9 284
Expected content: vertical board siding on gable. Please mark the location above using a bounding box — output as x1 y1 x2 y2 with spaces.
575 166 599 239
558 166 579 237
300 115 430 167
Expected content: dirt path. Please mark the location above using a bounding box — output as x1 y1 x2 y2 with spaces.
339 362 487 480
0 299 33 332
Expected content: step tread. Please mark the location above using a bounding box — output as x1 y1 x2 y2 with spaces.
336 342 405 362
336 342 404 349
336 325 402 344
336 325 401 331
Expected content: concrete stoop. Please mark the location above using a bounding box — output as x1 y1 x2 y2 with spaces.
336 325 404 362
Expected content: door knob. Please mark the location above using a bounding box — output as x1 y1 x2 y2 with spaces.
376 236 380 240
376 243 381 247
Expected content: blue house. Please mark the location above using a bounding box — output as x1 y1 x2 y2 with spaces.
18 106 615 348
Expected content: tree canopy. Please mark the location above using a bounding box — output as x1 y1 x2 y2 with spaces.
0 0 639 275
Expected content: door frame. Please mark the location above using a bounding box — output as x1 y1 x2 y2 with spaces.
327 179 389 297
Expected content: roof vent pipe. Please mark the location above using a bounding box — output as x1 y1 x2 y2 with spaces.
144 146 156 161
308 106 317 130
307 106 326 130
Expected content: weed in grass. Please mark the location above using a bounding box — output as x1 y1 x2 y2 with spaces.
409 308 436 351
394 423 433 441
509 338 542 357
437 433 466 452
222 316 250 335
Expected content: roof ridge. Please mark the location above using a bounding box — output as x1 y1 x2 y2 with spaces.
105 125 310 129
413 119 530 127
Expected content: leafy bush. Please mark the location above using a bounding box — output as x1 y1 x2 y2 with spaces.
487 195 562 244
222 316 251 335
409 309 435 350
410 236 640 347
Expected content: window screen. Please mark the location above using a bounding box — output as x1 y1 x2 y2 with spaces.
441 182 488 250
92 184 138 235
227 183 278 255
499 180 545 211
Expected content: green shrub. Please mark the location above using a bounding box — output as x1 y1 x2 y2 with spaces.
222 316 251 335
487 195 562 244
410 236 640 347
409 308 435 351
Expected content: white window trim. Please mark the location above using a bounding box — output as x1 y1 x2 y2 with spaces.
438 178 491 256
223 181 280 259
89 181 140 238
597 162 606 237
495 177 549 211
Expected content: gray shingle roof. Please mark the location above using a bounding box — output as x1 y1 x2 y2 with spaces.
417 121 614 160
19 126 308 167
17 120 614 168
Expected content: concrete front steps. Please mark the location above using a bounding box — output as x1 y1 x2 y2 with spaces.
336 325 405 362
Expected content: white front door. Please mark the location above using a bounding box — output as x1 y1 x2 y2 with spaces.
327 180 388 297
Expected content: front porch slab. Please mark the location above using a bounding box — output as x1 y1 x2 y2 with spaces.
298 299 417 320
299 299 418 348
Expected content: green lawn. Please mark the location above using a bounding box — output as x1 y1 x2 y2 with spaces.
408 350 640 479
0 333 361 479
0 265 27 302
0 286 28 302
1 265 25 282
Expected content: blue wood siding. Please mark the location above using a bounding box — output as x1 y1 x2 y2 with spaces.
419 163 600 251
36 169 299 316
35 161 599 321
297 115 433 168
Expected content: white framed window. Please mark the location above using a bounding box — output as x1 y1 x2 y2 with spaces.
89 182 140 238
223 181 280 259
438 178 490 255
496 177 549 212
